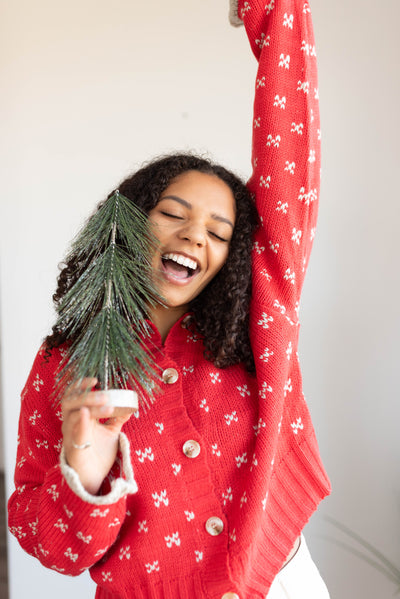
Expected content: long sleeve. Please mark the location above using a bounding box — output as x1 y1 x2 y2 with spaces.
234 3 330 593
241 0 320 321
7 345 137 575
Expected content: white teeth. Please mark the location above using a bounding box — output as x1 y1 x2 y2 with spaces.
163 253 198 271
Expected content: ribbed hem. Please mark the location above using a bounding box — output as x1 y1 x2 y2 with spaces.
233 435 331 597
95 572 207 599
60 432 138 505
229 0 243 26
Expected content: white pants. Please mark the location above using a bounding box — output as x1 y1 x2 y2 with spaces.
267 536 330 598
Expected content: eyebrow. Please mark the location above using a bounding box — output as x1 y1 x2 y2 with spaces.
160 195 235 229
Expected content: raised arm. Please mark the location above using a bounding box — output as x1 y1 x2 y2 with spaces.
238 0 320 319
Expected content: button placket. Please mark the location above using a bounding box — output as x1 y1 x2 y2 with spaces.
205 516 224 536
182 440 201 459
162 368 179 384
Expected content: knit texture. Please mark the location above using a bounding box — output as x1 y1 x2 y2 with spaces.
8 1 331 597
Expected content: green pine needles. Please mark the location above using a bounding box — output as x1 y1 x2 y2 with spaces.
54 190 163 406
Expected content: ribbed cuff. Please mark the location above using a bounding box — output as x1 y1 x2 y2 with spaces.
60 432 138 505
229 0 243 26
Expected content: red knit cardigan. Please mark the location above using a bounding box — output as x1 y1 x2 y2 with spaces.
8 1 331 597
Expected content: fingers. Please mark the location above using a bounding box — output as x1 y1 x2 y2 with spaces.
67 405 91 447
61 381 132 438
62 380 108 416
108 406 136 419
100 410 133 431
61 383 134 494
63 395 114 420
63 377 98 401
62 381 111 447
62 380 137 421
61 380 134 444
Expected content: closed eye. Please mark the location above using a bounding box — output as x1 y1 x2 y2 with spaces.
160 211 184 220
159 209 229 241
209 231 229 242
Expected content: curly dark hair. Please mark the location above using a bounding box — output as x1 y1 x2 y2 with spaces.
46 153 257 372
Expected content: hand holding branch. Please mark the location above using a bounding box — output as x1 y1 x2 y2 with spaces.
62 378 131 495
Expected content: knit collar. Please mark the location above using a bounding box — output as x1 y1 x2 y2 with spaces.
144 312 197 350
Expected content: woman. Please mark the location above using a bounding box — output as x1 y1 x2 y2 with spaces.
8 0 331 597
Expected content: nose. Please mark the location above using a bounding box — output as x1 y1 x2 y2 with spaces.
178 223 206 247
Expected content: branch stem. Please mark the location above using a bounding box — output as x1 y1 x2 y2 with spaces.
103 197 119 390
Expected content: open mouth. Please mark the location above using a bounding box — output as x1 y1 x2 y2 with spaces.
161 253 200 281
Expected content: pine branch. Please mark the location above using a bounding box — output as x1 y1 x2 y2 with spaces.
54 190 163 404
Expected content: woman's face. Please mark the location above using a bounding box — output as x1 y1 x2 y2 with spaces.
148 170 236 312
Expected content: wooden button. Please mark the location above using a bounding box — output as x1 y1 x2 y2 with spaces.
205 516 224 536
162 368 179 384
182 440 201 458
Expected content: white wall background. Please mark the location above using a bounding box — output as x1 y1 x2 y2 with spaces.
1 1 399 598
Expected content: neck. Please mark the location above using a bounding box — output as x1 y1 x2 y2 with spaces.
148 303 188 343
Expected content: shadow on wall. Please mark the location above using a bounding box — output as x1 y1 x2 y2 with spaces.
324 517 400 594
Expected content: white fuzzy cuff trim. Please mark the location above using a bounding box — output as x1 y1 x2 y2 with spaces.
60 432 138 505
229 0 243 27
